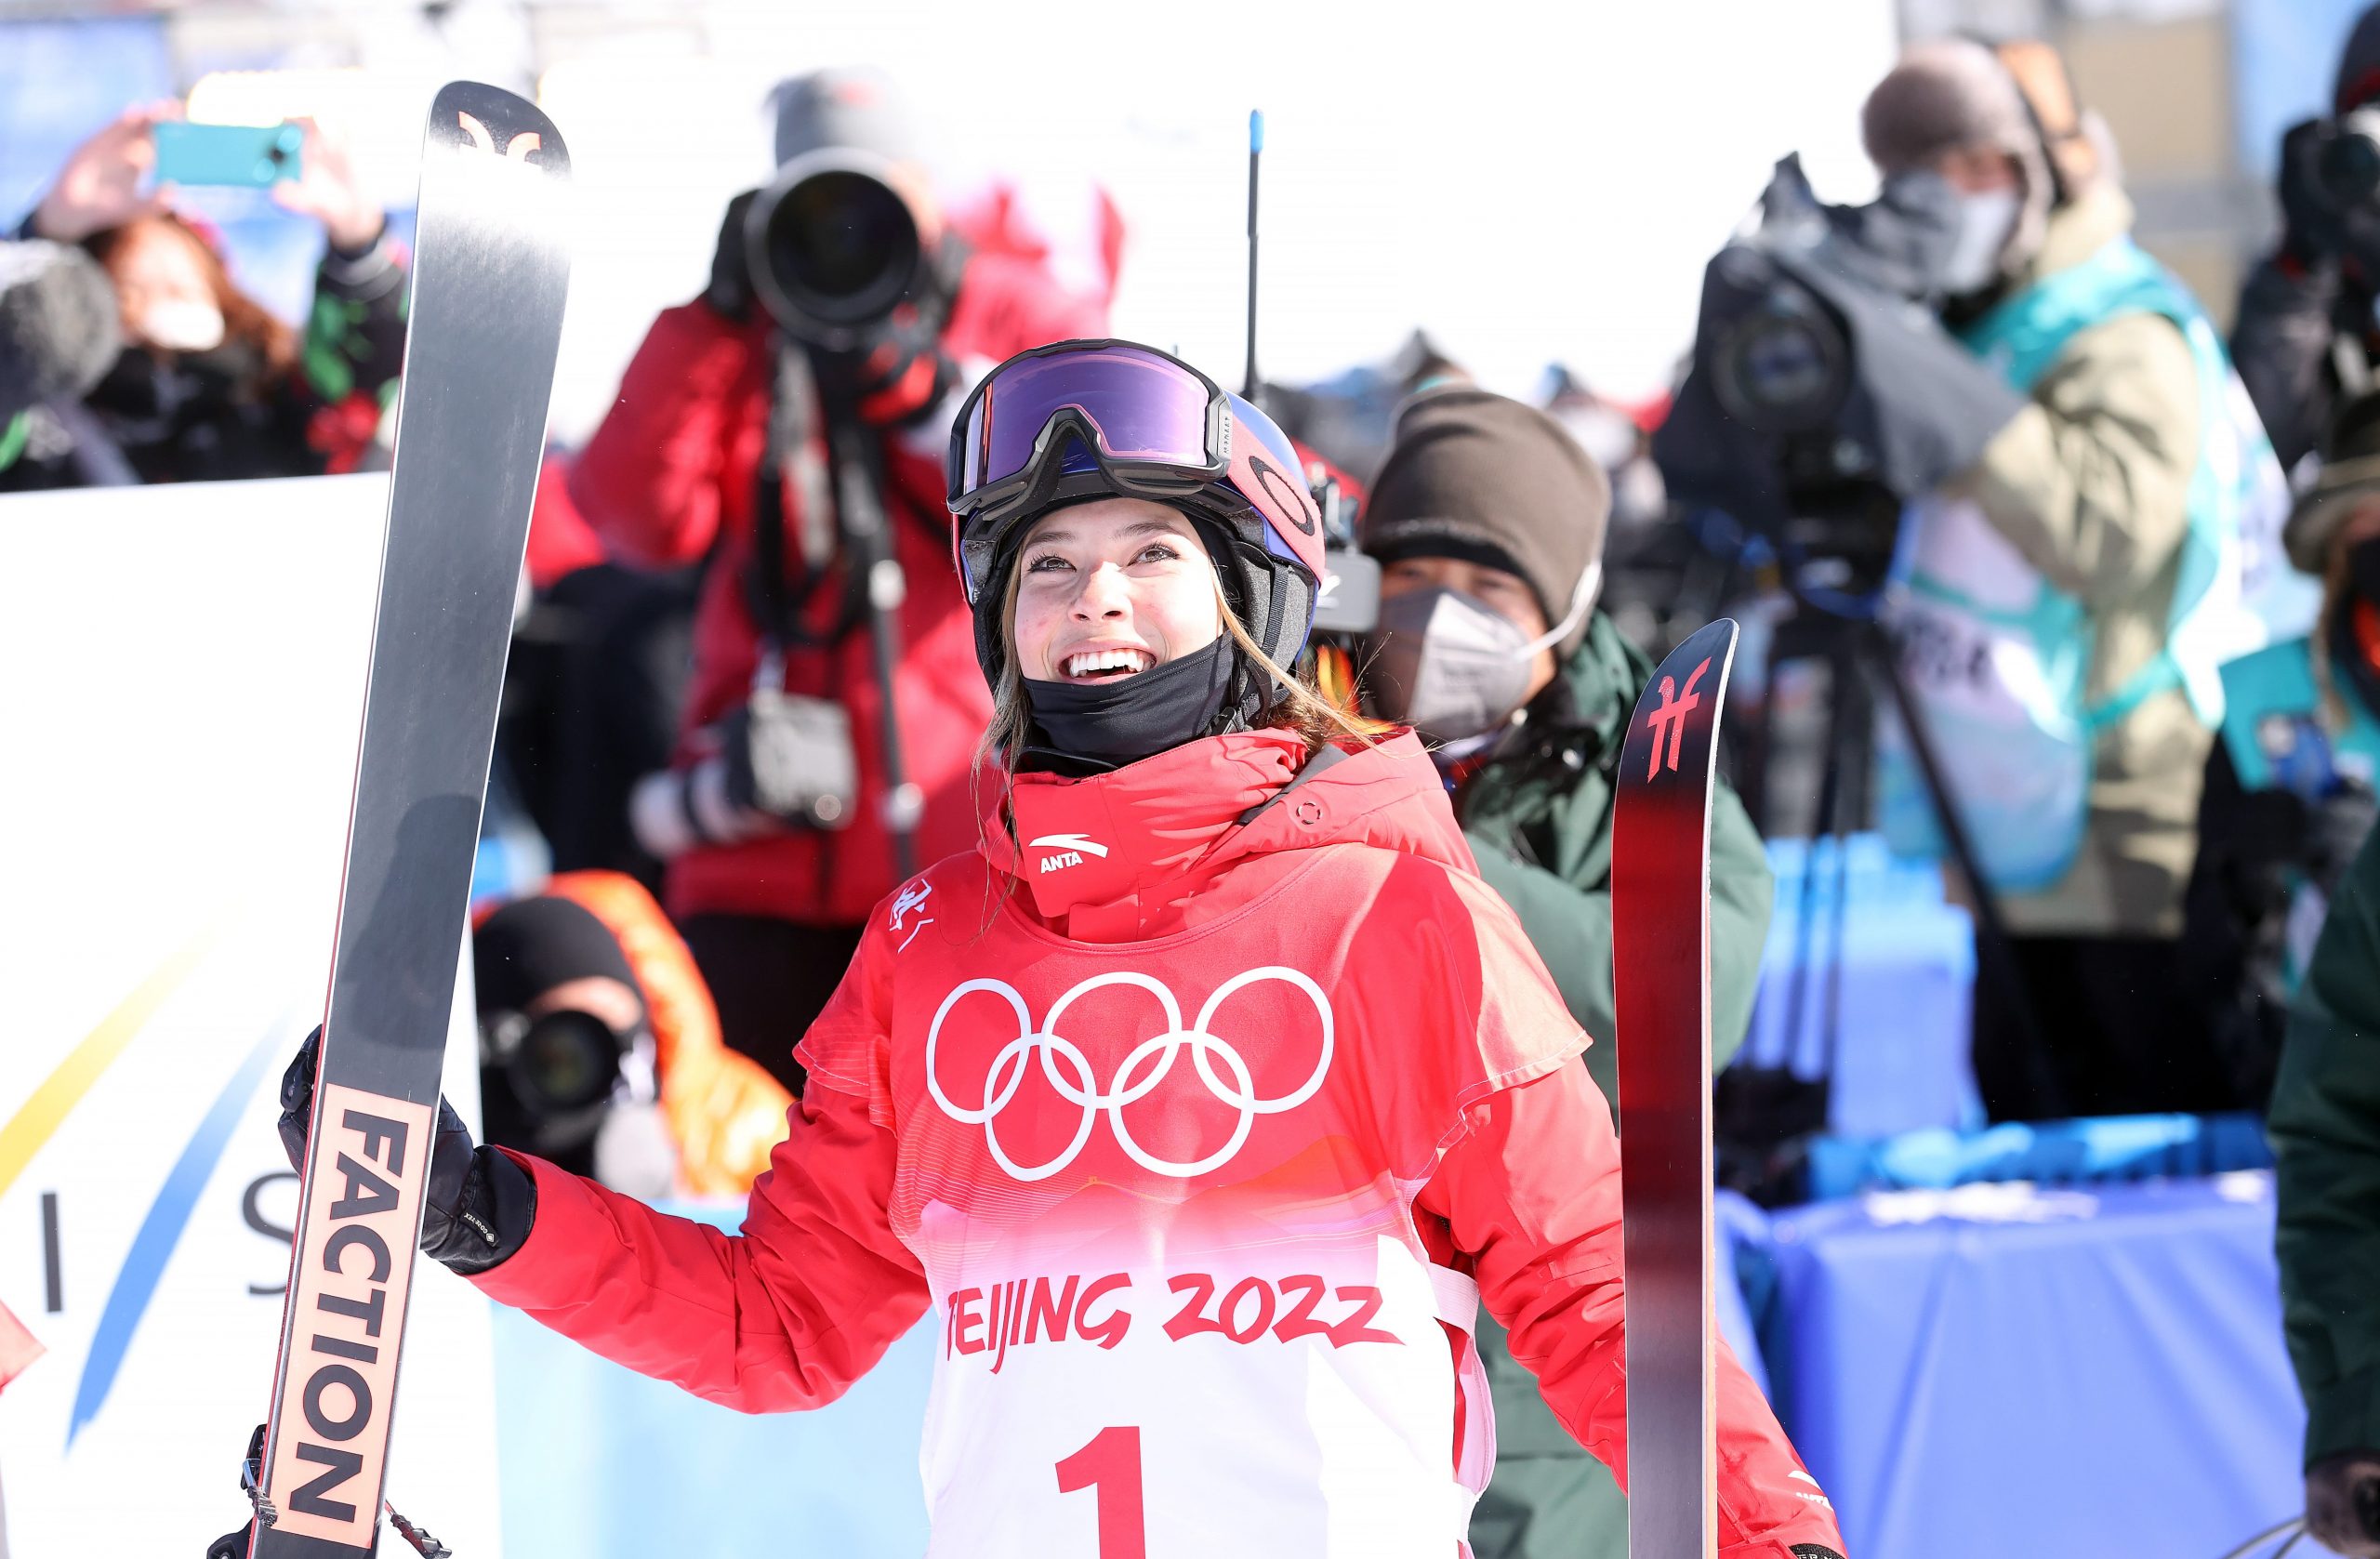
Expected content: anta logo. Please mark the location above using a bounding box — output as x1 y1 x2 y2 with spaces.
1029 834 1108 874
925 967 1334 1181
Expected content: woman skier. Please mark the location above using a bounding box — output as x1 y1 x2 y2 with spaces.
279 338 1844 1557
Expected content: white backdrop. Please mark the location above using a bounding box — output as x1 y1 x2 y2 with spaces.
0 475 503 1557
213 0 1898 443
536 0 1900 440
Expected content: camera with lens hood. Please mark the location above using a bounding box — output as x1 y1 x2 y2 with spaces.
1653 156 2027 593
744 147 949 351
478 1005 628 1156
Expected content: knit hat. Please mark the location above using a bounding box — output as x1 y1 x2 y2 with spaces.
2286 389 2380 574
770 65 919 169
473 894 644 1017
1358 387 1610 658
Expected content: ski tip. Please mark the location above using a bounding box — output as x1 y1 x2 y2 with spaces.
426 80 571 178
1250 110 1265 153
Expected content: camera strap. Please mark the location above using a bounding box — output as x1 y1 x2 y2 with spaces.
747 339 872 667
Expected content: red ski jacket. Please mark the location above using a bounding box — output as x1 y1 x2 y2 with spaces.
472 730 1843 1556
566 250 1106 929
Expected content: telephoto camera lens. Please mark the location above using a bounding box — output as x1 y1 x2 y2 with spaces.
1713 287 1851 436
2320 109 2380 214
483 1008 625 1118
746 151 922 348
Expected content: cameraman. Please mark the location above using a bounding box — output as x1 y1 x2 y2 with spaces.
1355 389 1774 1559
567 68 1104 1091
1864 38 2267 1119
2233 4 2380 473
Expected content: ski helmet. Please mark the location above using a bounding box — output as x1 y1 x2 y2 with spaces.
946 339 1326 712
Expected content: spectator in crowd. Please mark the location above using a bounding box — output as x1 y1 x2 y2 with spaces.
1355 387 1774 1559
6 103 405 490
2186 390 2380 1108
569 67 1105 1093
2233 3 2380 474
1862 38 2277 1120
0 239 118 477
2271 821 2380 1558
473 871 793 1197
1262 327 1469 489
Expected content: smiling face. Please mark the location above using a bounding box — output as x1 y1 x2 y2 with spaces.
1009 497 1223 685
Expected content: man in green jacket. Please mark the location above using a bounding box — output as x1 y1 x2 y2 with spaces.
1357 386 1775 1559
2273 822 2380 1557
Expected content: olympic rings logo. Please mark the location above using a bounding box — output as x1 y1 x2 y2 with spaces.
925 969 1334 1182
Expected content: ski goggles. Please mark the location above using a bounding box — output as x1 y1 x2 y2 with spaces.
945 339 1325 601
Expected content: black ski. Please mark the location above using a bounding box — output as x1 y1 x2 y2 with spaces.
246 81 570 1559
1612 617 1739 1559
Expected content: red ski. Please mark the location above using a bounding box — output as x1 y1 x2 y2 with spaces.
1612 617 1739 1559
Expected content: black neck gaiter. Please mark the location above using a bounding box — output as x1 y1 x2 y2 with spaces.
1023 637 1236 769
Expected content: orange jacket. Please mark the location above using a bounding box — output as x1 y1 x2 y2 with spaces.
542 870 792 1196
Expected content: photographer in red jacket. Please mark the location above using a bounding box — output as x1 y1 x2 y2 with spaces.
569 68 1106 1091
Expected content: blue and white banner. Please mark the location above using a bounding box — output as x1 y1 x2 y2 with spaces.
0 474 502 1556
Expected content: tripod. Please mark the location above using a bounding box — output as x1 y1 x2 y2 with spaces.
1719 578 2065 1192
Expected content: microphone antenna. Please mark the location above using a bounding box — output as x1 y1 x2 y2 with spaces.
1243 109 1263 403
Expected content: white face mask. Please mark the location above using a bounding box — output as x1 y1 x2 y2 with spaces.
1939 189 2020 296
137 298 226 354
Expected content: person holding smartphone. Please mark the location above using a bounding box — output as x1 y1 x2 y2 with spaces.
5 102 405 490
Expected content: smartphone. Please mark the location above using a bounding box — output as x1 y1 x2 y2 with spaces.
152 121 303 188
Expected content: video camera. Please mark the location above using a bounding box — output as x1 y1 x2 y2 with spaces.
743 148 945 350
1653 156 2026 593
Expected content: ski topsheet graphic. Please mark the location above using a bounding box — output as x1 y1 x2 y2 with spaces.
1612 617 1739 1559
251 81 571 1559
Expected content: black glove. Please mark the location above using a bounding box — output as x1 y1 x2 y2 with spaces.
704 188 760 324
278 1028 536 1275
2308 1448 2380 1555
2278 118 2380 279
720 687 858 830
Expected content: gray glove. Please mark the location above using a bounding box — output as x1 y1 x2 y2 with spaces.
2307 1448 2380 1557
277 1028 536 1275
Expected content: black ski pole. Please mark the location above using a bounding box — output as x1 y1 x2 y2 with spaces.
1244 109 1263 403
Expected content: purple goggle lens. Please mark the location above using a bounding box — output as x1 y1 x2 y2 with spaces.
955 344 1218 501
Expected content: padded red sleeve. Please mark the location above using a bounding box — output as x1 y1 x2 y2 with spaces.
469 1078 927 1414
566 300 767 570
1417 1064 1844 1555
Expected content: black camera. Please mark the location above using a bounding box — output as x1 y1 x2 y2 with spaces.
744 149 932 350
2318 108 2380 213
1654 157 2027 589
480 1007 626 1144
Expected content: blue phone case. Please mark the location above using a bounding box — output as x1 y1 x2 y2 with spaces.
152 122 303 189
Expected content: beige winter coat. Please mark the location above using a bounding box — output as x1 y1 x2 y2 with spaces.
1950 185 2208 938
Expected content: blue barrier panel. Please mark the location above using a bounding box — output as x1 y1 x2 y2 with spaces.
1741 834 1981 1138
1765 1173 2303 1557
490 1204 932 1559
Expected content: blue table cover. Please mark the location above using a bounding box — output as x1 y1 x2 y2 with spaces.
1763 1172 2306 1557
1741 835 1981 1138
